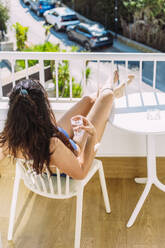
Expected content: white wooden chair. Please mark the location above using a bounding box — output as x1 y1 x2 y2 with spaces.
8 158 111 248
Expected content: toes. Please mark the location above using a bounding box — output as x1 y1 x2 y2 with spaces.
113 70 119 84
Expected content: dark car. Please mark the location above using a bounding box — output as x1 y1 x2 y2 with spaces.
66 22 113 50
29 0 55 16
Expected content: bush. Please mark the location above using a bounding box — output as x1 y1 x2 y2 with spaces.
0 1 9 40
13 22 29 51
53 60 82 98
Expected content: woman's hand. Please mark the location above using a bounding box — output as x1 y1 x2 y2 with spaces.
72 115 96 137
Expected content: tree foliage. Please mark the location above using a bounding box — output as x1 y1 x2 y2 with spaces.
121 0 165 50
13 22 29 51
0 1 9 40
122 0 165 24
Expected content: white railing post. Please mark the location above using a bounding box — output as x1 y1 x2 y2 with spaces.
82 59 87 95
55 60 59 99
39 59 45 87
139 60 144 106
125 60 129 107
11 59 16 87
68 61 72 100
0 63 3 98
25 59 29 79
153 60 157 90
111 60 114 88
97 60 100 93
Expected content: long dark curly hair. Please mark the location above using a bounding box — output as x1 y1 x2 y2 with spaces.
0 79 75 174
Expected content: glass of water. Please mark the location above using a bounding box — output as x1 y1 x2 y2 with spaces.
146 108 160 120
71 116 84 137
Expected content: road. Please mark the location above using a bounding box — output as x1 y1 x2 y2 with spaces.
8 0 120 52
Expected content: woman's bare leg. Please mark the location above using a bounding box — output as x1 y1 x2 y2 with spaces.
57 72 134 138
76 74 134 149
57 96 95 137
56 72 118 136
87 90 114 143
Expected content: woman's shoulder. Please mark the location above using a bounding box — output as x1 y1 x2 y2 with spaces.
50 136 61 152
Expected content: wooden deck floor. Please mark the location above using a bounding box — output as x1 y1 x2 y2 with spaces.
1 172 165 248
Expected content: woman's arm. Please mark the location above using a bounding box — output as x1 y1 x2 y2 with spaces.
50 129 97 180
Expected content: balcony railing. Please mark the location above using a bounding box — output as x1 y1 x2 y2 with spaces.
1 52 165 103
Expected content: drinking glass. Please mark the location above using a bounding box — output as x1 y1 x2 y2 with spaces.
71 116 84 137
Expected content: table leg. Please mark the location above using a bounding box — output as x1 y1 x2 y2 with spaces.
127 135 156 227
127 181 152 227
135 178 147 184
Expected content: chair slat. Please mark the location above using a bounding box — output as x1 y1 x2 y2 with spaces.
56 168 61 195
39 174 48 193
65 175 70 195
26 163 41 191
46 168 55 194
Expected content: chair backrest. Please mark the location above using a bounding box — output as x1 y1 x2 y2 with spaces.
16 159 80 199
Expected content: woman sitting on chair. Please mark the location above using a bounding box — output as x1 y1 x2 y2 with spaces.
0 72 134 179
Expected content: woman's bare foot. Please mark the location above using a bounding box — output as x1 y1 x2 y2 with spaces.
93 72 134 99
114 74 135 98
113 70 119 85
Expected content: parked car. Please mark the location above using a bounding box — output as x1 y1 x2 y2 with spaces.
29 0 55 16
22 0 30 5
66 22 113 50
43 7 80 31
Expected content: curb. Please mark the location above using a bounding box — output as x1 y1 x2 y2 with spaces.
111 31 161 53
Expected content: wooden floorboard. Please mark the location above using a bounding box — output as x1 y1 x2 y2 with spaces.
1 175 165 248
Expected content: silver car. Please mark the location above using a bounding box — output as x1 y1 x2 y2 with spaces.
44 7 80 31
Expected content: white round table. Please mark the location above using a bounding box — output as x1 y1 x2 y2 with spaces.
110 91 165 227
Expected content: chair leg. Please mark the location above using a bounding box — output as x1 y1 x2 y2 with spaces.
98 165 111 213
74 190 83 248
0 232 2 248
8 166 21 241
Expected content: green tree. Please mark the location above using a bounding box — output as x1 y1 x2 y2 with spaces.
53 60 82 98
13 22 29 51
0 1 9 40
121 0 165 50
122 0 165 23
